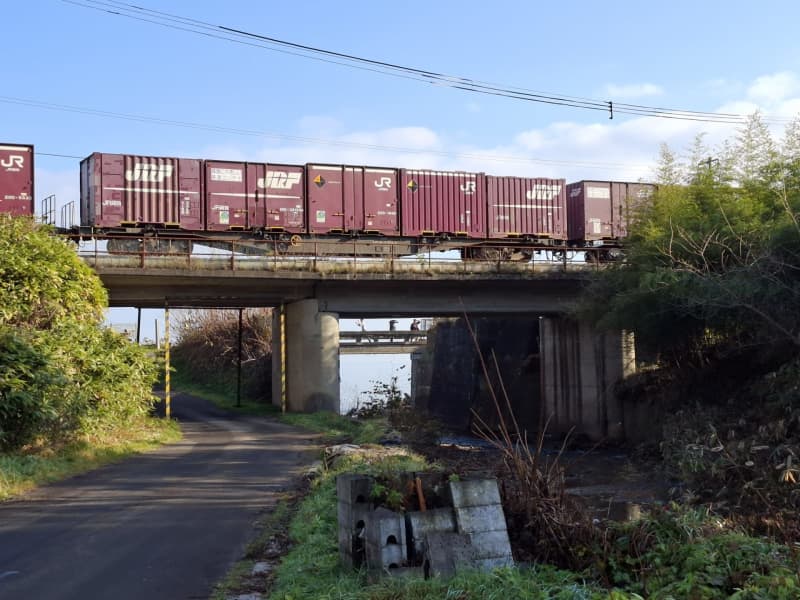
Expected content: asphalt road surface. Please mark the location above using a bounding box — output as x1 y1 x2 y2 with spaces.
0 394 318 600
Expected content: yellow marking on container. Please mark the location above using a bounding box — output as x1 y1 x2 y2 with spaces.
313 175 325 187
421 230 435 236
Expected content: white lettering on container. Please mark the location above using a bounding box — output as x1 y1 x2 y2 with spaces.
125 164 174 183
258 171 301 190
210 168 243 182
0 155 24 172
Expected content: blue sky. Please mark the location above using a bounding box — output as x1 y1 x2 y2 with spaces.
5 0 800 401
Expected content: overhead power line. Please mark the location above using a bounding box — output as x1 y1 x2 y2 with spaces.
3 95 652 172
64 0 791 125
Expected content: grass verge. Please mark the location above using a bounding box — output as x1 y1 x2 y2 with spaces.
169 368 277 416
0 417 181 501
279 411 386 445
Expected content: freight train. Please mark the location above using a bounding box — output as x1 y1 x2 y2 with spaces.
1 143 655 261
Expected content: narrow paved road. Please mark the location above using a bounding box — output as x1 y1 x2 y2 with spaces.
0 394 318 600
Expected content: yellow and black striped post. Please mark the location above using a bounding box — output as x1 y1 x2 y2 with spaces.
164 302 171 420
280 304 287 413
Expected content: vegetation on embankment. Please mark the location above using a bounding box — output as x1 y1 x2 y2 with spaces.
0 216 179 500
263 432 799 599
576 114 800 536
169 308 273 412
0 419 181 500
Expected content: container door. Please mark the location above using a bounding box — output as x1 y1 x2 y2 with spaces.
178 158 202 230
342 167 364 232
259 164 305 233
583 182 613 240
362 168 398 235
205 161 247 230
307 164 347 233
100 154 125 227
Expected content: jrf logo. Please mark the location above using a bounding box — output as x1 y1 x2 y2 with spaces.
1 155 24 172
258 171 302 190
460 181 476 194
374 177 393 190
526 184 563 201
125 164 174 183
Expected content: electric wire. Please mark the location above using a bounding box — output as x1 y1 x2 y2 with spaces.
64 0 791 125
4 96 654 172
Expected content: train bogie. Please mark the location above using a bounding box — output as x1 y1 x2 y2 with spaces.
80 153 203 229
0 143 34 216
400 169 486 238
487 176 567 242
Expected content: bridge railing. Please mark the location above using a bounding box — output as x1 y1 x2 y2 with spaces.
75 234 607 276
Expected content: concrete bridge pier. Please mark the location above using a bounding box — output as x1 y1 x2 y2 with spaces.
272 299 341 413
539 317 635 441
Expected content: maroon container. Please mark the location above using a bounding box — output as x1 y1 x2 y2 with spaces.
487 176 566 241
307 164 399 235
0 143 34 216
567 181 656 242
400 169 486 237
204 161 305 232
81 153 203 229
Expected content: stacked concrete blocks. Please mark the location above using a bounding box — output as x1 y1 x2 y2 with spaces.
337 474 513 578
448 478 514 570
336 474 374 568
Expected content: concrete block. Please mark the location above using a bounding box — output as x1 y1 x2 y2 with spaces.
337 499 372 531
365 507 407 550
366 541 405 570
468 529 513 561
406 508 456 559
473 556 514 571
363 507 407 570
453 504 508 534
423 531 474 578
337 474 374 505
449 478 502 508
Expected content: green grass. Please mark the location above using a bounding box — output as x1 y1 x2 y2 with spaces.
169 367 277 416
279 411 386 444
0 417 182 501
268 451 615 600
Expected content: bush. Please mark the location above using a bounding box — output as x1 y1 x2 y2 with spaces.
172 309 272 401
0 217 159 450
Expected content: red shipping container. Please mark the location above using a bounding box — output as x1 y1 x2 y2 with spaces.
400 169 486 237
80 153 203 230
566 181 655 242
0 143 34 216
487 176 566 241
204 161 305 232
307 164 399 235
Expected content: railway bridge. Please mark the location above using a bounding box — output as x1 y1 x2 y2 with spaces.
81 243 634 440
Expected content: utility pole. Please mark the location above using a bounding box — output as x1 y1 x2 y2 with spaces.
164 303 171 420
236 308 243 408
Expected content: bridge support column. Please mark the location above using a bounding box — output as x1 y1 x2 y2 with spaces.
539 317 635 441
272 299 340 413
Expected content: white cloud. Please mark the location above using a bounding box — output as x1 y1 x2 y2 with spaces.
747 71 800 103
603 83 664 99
